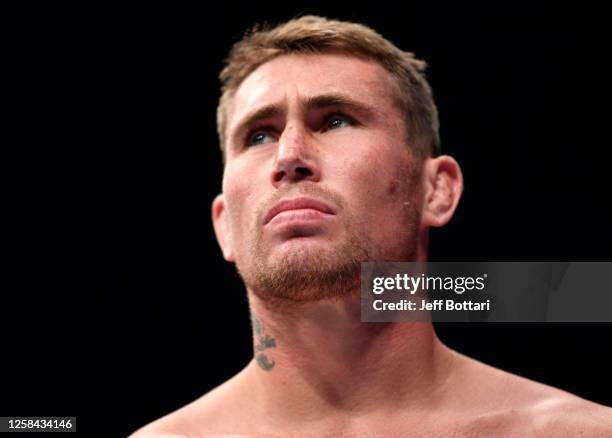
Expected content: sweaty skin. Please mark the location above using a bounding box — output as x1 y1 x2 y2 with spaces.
130 54 612 437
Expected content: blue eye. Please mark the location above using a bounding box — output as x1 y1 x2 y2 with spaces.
248 131 274 146
327 115 351 130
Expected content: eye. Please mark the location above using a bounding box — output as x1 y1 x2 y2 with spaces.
326 114 352 130
247 130 275 146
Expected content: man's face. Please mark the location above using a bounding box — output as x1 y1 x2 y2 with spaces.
215 53 424 301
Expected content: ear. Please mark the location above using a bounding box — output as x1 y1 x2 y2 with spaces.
421 155 463 228
211 194 235 262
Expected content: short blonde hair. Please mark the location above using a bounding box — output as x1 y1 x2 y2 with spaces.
217 15 440 160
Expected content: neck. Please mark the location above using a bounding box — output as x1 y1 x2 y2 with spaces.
243 289 456 425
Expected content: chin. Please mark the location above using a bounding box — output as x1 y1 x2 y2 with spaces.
277 234 332 252
237 237 364 303
275 235 354 263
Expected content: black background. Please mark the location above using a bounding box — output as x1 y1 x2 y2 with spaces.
4 3 611 437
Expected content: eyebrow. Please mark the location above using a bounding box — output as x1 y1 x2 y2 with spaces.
303 93 375 117
230 104 284 148
229 92 377 149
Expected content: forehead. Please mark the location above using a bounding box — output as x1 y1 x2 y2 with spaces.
226 53 399 132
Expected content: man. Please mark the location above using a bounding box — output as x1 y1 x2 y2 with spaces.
132 15 611 437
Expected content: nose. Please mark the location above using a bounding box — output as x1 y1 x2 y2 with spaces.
271 124 321 186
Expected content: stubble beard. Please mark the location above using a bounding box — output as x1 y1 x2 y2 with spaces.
233 185 422 304
248 215 370 302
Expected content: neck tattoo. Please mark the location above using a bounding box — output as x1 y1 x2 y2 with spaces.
251 314 277 371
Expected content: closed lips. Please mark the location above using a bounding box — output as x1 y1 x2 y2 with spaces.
264 198 336 224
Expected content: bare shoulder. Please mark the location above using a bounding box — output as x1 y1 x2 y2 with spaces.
526 393 612 436
451 352 612 436
128 366 256 438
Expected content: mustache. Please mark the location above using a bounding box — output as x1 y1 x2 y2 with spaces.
256 183 345 223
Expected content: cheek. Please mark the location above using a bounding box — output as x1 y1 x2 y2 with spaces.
222 165 258 233
386 178 400 197
341 151 421 238
343 151 407 205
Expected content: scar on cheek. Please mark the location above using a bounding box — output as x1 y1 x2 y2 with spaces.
387 178 399 196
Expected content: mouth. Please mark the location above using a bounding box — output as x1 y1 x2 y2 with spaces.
264 197 336 226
